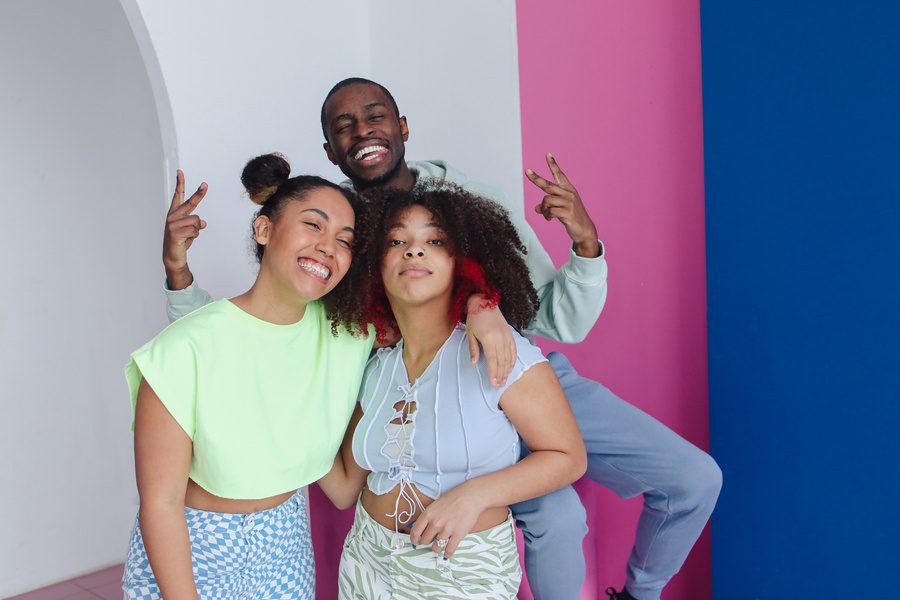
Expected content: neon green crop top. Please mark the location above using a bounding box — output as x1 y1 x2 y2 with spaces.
125 299 373 500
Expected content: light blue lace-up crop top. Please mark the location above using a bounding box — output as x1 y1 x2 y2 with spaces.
351 325 548 522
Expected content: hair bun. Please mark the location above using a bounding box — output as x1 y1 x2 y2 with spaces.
242 153 291 205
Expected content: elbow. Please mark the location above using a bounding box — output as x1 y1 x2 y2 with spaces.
323 483 363 511
561 330 589 344
575 446 588 481
137 496 183 525
333 494 357 511
566 444 588 486
539 321 591 344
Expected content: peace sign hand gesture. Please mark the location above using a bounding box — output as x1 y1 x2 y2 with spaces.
526 153 600 258
163 170 207 290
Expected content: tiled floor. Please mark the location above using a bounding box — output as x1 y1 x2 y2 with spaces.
4 565 124 600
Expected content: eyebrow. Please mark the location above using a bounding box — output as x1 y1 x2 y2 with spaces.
331 102 388 125
302 208 355 234
388 222 441 232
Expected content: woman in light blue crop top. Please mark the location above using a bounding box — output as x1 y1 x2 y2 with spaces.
125 154 377 600
322 184 587 600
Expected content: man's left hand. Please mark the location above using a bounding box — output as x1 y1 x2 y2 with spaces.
465 296 516 389
526 153 600 258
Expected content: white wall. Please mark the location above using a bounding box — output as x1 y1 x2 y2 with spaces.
0 0 521 595
0 1 166 595
134 0 523 301
370 1 523 204
131 0 372 300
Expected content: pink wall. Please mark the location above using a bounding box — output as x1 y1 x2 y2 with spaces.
308 4 711 599
515 1 711 599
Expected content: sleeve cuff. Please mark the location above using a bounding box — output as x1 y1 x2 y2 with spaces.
164 279 213 323
561 240 607 284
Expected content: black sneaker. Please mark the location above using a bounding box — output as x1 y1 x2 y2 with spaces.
605 588 638 600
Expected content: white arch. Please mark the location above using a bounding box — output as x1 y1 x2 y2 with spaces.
121 0 179 199
0 1 168 594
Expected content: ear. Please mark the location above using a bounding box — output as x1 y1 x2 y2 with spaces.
324 141 338 165
254 214 271 246
399 116 409 142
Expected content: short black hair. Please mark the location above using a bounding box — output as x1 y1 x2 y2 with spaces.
320 77 400 140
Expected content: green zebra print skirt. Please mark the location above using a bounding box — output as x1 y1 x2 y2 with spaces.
339 499 521 599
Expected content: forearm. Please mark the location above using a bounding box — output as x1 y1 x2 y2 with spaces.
525 247 608 343
512 198 608 342
138 502 198 600
455 447 586 513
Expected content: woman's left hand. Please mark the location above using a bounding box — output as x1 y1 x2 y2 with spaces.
408 485 484 559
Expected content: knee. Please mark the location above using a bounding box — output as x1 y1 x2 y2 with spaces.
698 452 723 499
513 485 588 540
678 451 723 512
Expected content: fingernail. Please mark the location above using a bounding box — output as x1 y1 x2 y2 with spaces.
412 544 417 549
526 169 534 175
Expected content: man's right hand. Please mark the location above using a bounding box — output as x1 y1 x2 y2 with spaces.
163 169 207 291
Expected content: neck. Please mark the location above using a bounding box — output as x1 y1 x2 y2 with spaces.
391 300 456 377
230 277 309 325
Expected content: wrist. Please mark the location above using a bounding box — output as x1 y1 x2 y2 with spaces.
164 264 194 291
466 293 485 313
465 292 499 315
572 238 601 258
454 480 490 512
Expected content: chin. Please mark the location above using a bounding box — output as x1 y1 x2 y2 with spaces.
350 159 403 187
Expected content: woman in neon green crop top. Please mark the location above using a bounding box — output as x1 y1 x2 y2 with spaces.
124 153 376 600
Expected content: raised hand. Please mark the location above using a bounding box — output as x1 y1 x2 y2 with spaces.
526 153 600 258
163 170 207 290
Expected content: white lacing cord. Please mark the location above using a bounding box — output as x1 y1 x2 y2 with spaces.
384 477 426 548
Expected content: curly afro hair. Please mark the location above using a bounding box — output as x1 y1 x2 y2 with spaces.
323 181 540 342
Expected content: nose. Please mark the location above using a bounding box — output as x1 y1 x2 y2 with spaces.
405 249 425 258
354 119 374 138
316 236 336 257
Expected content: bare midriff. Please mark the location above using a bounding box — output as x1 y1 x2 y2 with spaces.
360 482 508 534
184 479 297 514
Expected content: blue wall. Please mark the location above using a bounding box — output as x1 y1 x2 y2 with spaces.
701 2 900 597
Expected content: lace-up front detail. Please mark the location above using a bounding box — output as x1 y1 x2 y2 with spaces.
352 327 544 533
382 383 426 529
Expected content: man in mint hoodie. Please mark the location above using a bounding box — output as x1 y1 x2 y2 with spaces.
162 77 721 600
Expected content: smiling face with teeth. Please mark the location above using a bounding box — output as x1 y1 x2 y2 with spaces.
322 82 415 191
254 186 356 307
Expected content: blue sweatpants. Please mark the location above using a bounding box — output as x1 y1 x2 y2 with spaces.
511 352 722 600
123 489 315 599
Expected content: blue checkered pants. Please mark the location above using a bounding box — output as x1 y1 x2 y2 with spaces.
123 489 314 599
